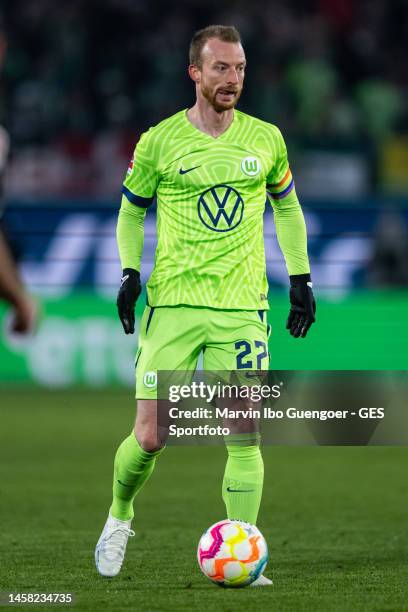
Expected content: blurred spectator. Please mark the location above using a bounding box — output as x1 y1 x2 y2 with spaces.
368 209 408 286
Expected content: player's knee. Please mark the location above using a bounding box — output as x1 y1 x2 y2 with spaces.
135 429 163 453
241 397 258 411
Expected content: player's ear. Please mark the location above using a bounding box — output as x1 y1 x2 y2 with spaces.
188 64 201 84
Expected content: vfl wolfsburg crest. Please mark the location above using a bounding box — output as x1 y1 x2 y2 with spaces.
143 371 157 388
198 184 244 232
241 156 261 177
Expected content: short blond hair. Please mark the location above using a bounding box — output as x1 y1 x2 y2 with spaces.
189 25 242 68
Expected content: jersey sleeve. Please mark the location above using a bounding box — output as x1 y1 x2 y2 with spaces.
265 128 295 201
116 195 146 271
122 129 159 208
266 128 311 276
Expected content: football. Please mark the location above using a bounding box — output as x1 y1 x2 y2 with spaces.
197 519 268 587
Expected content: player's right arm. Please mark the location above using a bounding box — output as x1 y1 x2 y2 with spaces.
0 228 37 333
116 130 159 334
0 125 37 335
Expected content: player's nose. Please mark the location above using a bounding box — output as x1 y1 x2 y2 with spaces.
226 68 239 84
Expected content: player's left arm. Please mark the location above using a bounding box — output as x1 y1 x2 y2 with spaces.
266 129 316 338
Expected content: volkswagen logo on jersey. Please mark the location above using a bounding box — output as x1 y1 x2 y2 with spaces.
197 184 244 232
241 156 261 177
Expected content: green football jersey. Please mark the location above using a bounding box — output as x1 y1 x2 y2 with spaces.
122 109 298 310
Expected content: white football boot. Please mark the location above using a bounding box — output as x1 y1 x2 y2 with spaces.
95 513 135 577
250 574 273 587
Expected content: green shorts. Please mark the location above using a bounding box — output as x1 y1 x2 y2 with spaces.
135 305 270 399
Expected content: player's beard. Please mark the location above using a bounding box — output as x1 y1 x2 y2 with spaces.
201 81 242 112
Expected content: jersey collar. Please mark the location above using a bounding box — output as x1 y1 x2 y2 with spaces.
183 108 237 141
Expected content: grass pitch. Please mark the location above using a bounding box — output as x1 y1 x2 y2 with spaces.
0 388 407 611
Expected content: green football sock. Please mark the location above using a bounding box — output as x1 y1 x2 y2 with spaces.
110 432 164 521
222 444 264 525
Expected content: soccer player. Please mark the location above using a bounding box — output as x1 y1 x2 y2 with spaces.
95 25 315 585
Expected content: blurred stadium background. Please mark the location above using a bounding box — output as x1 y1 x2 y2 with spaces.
1 0 407 383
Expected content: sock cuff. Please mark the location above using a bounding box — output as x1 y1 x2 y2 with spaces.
130 432 165 459
224 432 261 447
225 444 263 460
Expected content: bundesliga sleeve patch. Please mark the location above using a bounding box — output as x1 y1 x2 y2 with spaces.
126 156 134 175
266 167 294 200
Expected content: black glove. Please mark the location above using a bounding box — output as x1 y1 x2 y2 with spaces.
286 273 316 338
116 268 141 334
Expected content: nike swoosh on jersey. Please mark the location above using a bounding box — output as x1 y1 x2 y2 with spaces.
226 486 254 493
179 165 201 174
